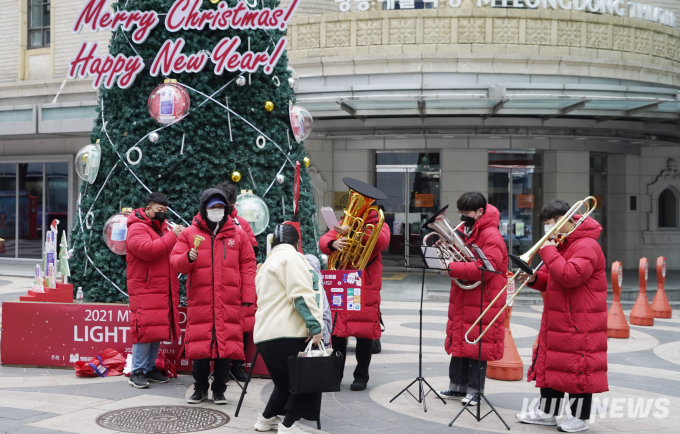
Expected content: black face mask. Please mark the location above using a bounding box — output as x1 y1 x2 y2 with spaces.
152 211 167 222
460 214 476 228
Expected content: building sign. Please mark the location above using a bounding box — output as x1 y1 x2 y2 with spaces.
68 0 299 89
415 193 435 208
336 0 675 27
516 194 534 208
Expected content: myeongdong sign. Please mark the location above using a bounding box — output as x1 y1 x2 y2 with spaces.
337 0 675 27
68 0 299 89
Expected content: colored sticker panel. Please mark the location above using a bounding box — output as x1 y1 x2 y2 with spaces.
321 270 362 312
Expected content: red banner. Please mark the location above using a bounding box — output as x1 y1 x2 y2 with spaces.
0 301 267 376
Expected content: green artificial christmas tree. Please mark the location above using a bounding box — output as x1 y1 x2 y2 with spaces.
68 0 317 302
58 231 71 283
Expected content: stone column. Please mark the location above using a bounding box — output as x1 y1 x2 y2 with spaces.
441 149 488 210
608 154 641 268
542 150 590 209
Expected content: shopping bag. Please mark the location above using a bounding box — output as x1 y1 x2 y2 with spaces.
297 341 333 358
74 348 126 377
288 342 342 394
155 351 178 379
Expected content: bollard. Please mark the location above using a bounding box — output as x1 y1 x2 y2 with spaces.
651 256 672 318
487 271 523 381
629 257 654 326
607 261 630 338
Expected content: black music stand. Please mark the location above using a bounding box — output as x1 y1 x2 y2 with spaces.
389 243 447 412
449 244 510 430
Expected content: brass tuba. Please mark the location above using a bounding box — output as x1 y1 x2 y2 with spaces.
328 178 386 271
422 206 481 290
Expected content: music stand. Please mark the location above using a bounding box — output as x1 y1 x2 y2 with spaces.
389 243 447 412
449 244 510 430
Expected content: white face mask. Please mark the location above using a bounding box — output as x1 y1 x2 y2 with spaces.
207 208 225 223
544 223 555 234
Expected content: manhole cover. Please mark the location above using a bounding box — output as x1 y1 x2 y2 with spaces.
96 406 230 433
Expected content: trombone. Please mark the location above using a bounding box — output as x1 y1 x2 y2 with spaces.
464 196 598 346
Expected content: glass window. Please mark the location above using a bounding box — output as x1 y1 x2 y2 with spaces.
45 162 69 247
0 164 16 258
659 188 678 228
28 0 50 49
18 163 43 259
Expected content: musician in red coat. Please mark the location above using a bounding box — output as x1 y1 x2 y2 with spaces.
216 183 259 381
438 193 507 407
126 192 184 389
170 188 257 405
319 179 391 391
517 200 608 433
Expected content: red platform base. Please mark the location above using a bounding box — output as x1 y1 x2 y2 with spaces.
1 301 268 377
20 282 74 303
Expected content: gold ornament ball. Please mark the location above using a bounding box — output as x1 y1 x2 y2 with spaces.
303 157 311 168
231 171 242 183
209 0 219 3
264 101 274 112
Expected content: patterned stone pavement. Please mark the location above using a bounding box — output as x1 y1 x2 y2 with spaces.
1 276 680 433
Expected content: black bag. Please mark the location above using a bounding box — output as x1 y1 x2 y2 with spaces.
288 343 342 395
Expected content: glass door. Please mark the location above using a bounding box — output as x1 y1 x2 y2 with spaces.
488 152 542 266
376 152 441 268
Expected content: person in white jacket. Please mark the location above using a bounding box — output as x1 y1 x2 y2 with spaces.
253 223 324 434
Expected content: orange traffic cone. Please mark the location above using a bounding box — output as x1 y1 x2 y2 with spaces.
607 261 630 338
487 305 524 381
629 257 654 326
651 256 672 318
488 271 523 381
532 291 546 354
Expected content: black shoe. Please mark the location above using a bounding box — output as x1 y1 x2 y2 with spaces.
437 389 466 400
146 367 169 383
187 390 208 404
372 339 382 354
212 390 227 405
230 361 248 382
128 369 149 389
350 380 367 391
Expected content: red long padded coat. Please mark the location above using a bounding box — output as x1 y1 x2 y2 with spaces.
126 209 181 344
527 216 608 395
446 204 507 361
231 208 258 334
170 212 257 361
319 210 391 340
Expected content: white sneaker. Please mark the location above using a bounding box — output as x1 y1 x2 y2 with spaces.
558 416 589 432
461 394 478 406
253 414 281 432
515 407 558 426
277 421 307 433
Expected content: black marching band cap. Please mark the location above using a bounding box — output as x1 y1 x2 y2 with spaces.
343 177 387 201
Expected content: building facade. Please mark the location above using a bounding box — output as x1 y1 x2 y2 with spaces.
2 0 680 271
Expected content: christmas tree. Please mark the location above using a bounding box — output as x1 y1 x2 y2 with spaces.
58 231 71 283
68 0 317 302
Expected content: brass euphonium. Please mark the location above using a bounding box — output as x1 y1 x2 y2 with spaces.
328 178 386 271
422 205 481 290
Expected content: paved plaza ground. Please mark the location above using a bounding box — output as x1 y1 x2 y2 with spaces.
1 275 680 434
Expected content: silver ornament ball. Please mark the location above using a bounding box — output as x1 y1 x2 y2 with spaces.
321 254 328 266
276 174 285 184
236 76 246 86
148 132 159 143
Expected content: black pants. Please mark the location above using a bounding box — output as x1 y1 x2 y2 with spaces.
540 388 592 420
331 335 373 384
257 338 320 422
193 358 230 394
448 357 487 395
232 332 249 367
